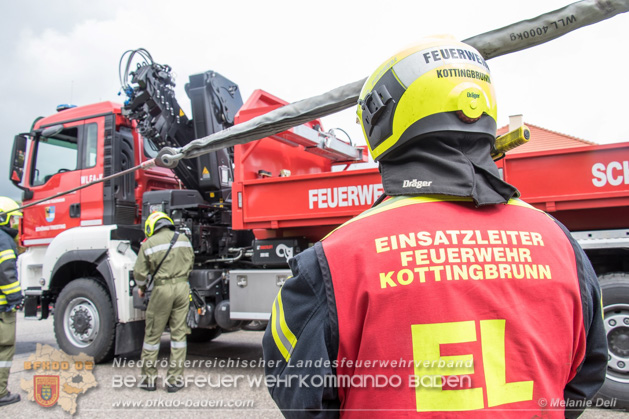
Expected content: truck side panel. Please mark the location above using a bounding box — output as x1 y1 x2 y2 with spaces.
501 142 629 231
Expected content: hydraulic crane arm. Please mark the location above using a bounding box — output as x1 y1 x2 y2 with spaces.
120 49 198 190
120 48 242 201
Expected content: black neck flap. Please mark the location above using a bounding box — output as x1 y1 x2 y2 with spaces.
378 133 519 206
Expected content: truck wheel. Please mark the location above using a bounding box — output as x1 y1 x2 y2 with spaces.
188 327 222 343
242 320 269 331
53 278 115 363
596 273 629 410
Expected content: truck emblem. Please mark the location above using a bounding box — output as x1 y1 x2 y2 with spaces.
45 206 56 223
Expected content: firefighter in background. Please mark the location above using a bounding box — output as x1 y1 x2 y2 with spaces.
135 212 194 392
0 197 23 407
262 36 607 418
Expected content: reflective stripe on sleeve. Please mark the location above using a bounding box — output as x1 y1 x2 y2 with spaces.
0 361 12 368
0 295 6 304
171 340 187 349
0 281 21 294
506 198 554 220
144 241 192 256
0 249 16 264
143 342 160 351
270 290 297 361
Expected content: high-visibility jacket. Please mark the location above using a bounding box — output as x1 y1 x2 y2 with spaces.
134 228 194 291
0 227 20 308
262 196 607 419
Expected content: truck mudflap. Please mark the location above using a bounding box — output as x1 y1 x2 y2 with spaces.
115 320 146 355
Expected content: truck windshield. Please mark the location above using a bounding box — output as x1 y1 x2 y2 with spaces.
31 127 78 186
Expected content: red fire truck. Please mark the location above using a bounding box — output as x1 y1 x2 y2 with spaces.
495 130 629 407
8 51 629 407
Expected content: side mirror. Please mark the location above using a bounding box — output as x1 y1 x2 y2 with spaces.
9 135 27 185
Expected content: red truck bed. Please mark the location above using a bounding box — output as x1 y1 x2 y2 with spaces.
233 92 629 238
231 90 380 241
499 142 629 231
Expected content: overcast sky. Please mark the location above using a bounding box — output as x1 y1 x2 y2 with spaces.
1 0 627 200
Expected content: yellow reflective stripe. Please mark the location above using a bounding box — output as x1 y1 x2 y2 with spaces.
0 280 19 291
506 198 555 221
0 295 6 303
324 196 552 241
323 195 473 240
277 290 297 348
360 195 472 221
271 299 290 361
271 289 298 361
505 198 538 211
0 249 16 265
0 281 20 294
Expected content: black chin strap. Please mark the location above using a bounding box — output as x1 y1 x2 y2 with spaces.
371 192 388 208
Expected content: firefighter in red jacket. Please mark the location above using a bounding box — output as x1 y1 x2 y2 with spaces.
262 36 607 418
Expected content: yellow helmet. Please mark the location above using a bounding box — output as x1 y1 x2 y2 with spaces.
357 35 497 161
0 197 22 226
144 211 174 237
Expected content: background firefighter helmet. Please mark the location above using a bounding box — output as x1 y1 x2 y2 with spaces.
0 197 22 226
357 35 498 161
144 211 174 237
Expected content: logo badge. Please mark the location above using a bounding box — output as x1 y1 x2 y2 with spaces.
276 244 294 261
402 179 433 189
34 375 60 407
45 206 55 223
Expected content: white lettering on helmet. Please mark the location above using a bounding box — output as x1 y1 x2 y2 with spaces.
402 179 433 189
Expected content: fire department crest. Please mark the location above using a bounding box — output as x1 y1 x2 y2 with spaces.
45 206 55 222
21 344 98 415
34 375 59 407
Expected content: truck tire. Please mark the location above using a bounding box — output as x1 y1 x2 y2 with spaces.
242 320 269 331
53 278 116 363
188 327 222 343
596 272 629 410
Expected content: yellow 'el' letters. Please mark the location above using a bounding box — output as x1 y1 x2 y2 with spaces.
411 319 533 412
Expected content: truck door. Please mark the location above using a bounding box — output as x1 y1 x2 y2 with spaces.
78 118 104 228
21 120 103 245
